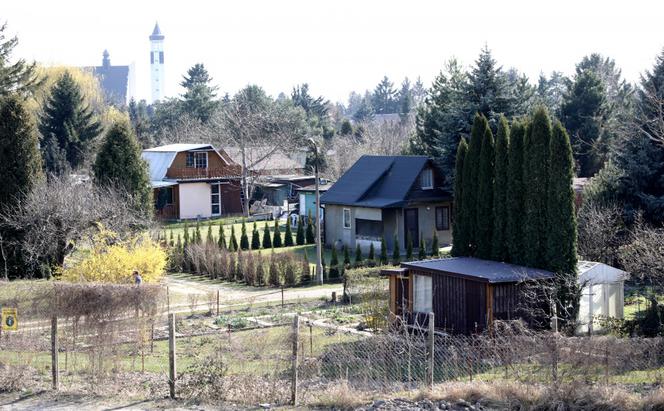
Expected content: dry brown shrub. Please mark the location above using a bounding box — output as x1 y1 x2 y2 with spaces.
305 380 371 409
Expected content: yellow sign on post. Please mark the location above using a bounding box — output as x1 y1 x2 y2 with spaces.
1 307 18 331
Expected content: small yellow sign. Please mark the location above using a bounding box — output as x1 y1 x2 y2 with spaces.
1 307 17 331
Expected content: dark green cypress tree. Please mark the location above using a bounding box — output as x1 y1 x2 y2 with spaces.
218 223 227 249
251 222 261 250
284 220 294 247
0 95 43 208
546 120 578 274
229 225 238 251
329 246 339 279
418 235 426 260
475 125 495 259
206 222 214 243
368 242 375 262
305 214 315 244
262 223 272 249
506 119 526 265
491 115 510 261
450 137 469 256
296 216 305 245
406 231 413 261
354 244 363 267
523 107 552 268
431 229 439 257
39 71 102 173
343 245 351 267
183 222 190 247
240 220 250 250
194 220 202 244
380 237 388 265
460 114 487 255
272 219 282 248
92 120 152 214
392 234 401 265
169 230 174 247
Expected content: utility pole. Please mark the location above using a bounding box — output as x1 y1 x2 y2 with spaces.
308 138 324 285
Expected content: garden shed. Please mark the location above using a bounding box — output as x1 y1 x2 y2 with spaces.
576 261 629 335
384 257 555 334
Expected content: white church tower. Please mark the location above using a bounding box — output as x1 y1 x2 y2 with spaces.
149 22 165 103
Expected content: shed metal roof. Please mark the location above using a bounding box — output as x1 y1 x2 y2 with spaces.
401 257 555 283
143 143 214 152
578 261 629 284
321 155 443 208
142 151 177 181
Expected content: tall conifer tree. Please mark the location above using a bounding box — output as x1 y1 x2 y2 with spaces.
506 120 527 264
491 115 510 261
459 114 487 255
450 137 469 256
475 125 495 259
523 107 552 268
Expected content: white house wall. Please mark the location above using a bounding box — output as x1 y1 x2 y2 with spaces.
179 182 211 219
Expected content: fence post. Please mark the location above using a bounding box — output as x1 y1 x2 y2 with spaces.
428 312 435 389
291 315 300 406
166 286 171 313
51 316 59 390
281 286 285 309
168 313 176 399
216 290 220 316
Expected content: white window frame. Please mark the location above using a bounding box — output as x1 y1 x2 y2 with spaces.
421 168 433 190
342 208 351 229
210 183 221 216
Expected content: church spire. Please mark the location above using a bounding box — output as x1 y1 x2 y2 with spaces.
149 22 164 40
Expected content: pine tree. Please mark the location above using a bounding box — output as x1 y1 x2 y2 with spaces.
92 120 151 214
506 120 526 265
460 114 487 255
523 107 552 268
240 220 249 250
180 63 219 123
380 237 388 265
329 246 339 279
0 22 42 97
0 95 43 208
418 235 426 260
272 219 282 248
268 253 280 286
546 120 578 274
368 242 375 262
206 223 214 243
39 71 102 173
475 125 495 259
431 229 439 257
296 216 305 245
305 214 315 244
406 231 414 261
343 245 351 268
300 250 312 284
284 220 294 247
450 137 469 256
251 222 261 250
229 225 238 251
262 223 272 249
218 223 227 249
392 234 401 265
354 244 363 267
491 115 510 261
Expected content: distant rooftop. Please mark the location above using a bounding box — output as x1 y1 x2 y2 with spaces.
143 143 214 153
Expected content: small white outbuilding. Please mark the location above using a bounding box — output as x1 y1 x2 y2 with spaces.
576 261 629 335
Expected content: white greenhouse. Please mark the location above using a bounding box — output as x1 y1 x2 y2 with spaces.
576 261 629 335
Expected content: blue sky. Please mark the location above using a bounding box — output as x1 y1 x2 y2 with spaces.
4 0 664 103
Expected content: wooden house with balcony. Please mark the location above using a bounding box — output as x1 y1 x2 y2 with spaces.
141 144 243 220
320 155 453 253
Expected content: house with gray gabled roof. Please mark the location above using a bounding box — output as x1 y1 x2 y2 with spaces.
320 155 452 253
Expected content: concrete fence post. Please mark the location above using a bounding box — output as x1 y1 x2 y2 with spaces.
428 312 435 389
291 315 300 406
51 316 59 390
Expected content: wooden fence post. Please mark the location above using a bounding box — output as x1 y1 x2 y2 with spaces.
168 313 176 399
166 286 171 313
291 315 300 406
216 290 220 316
51 316 59 390
428 312 435 389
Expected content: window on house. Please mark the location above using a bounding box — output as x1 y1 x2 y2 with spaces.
343 208 351 229
420 168 433 189
355 219 382 240
413 275 432 313
186 152 208 168
436 206 450 230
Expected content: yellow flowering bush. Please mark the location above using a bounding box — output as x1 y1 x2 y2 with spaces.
60 230 167 284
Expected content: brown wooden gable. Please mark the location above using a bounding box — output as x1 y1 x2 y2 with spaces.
166 149 241 180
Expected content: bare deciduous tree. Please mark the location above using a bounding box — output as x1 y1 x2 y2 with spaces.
577 201 626 265
0 176 152 277
619 219 664 290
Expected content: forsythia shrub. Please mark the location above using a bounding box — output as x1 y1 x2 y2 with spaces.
60 230 168 283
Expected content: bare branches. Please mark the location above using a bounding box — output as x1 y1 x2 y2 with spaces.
619 219 664 290
577 202 626 265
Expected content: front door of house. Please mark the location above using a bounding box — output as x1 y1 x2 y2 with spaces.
404 208 419 247
211 183 221 216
